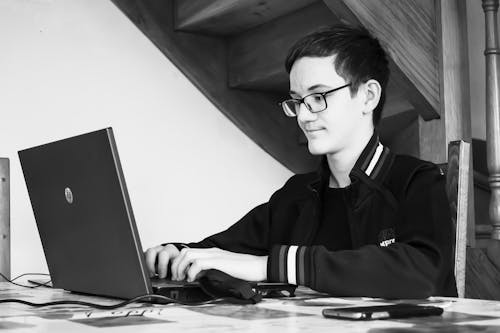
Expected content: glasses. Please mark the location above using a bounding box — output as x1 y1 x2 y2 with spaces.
279 83 351 117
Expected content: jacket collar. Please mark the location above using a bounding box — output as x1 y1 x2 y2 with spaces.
308 132 393 192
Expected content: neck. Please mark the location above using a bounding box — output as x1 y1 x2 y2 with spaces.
326 129 374 188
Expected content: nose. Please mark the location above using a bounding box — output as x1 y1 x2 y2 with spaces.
296 103 317 124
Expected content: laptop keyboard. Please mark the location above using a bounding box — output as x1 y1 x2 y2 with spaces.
150 276 199 287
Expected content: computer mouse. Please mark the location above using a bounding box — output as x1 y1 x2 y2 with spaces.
196 269 262 304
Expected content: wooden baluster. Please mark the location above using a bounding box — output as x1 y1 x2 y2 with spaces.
483 0 500 270
0 158 10 280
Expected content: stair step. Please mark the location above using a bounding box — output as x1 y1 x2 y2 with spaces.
113 0 443 174
228 1 337 92
174 0 316 35
111 0 318 174
228 1 418 124
323 0 439 120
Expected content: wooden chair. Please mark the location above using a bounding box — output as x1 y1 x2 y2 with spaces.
444 141 472 298
0 158 9 281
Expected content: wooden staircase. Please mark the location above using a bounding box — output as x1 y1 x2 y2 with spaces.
109 0 454 173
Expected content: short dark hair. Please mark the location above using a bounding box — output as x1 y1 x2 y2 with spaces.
285 24 389 126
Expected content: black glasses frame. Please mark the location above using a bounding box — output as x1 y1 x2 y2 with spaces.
279 83 351 117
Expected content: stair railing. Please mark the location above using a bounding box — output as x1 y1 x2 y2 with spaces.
482 0 500 267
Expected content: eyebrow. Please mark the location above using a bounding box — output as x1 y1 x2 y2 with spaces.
289 84 334 97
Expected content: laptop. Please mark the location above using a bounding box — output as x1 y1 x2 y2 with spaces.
18 128 294 303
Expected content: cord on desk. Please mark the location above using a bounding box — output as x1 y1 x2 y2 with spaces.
0 294 223 309
0 272 52 288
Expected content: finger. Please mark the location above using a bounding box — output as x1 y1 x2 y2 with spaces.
176 250 200 281
156 249 173 278
186 259 205 282
144 246 163 277
171 248 188 280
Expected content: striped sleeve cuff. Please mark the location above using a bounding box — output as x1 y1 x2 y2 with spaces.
267 245 310 286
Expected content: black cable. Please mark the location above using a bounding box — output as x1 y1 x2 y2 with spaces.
0 272 51 288
0 294 223 309
0 272 224 308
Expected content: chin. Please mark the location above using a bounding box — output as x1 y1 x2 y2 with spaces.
307 141 332 155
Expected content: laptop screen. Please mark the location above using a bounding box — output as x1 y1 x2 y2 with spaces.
19 128 153 299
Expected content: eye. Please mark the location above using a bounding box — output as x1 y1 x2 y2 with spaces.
308 94 323 104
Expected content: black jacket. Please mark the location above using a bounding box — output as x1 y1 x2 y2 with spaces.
183 134 457 299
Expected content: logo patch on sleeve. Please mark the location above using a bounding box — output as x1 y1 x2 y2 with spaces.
378 228 396 247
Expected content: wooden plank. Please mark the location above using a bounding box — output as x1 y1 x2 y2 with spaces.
438 0 475 248
418 118 446 164
416 0 471 166
465 247 500 300
0 158 9 281
110 0 318 173
174 0 317 35
322 0 439 120
446 141 471 298
437 0 472 142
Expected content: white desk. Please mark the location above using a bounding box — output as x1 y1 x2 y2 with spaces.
1 282 500 332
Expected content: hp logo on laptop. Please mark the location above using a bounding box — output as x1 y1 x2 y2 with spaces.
65 187 74 204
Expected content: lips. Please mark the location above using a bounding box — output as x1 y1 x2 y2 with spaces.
305 127 325 133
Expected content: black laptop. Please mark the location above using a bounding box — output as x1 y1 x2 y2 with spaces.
18 128 208 301
18 128 294 302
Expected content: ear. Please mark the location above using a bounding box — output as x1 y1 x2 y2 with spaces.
361 79 382 116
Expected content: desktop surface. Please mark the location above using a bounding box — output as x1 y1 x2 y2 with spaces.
1 281 500 332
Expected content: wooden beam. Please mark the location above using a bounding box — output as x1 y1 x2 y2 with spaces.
418 117 447 164
436 0 475 247
437 0 472 143
322 0 440 121
415 0 471 166
174 0 316 35
0 158 10 281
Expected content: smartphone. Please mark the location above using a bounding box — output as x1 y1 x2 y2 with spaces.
322 303 443 320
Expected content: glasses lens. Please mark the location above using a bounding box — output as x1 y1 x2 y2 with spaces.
282 100 299 117
304 94 326 112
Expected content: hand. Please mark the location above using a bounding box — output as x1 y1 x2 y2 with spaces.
144 244 180 278
170 248 268 283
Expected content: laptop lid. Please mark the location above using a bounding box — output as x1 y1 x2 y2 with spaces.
18 128 154 299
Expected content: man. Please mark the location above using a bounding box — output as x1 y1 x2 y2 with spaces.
145 24 457 298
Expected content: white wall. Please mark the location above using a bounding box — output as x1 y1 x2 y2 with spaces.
0 0 293 276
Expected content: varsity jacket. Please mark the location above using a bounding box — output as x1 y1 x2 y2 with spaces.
180 133 457 299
